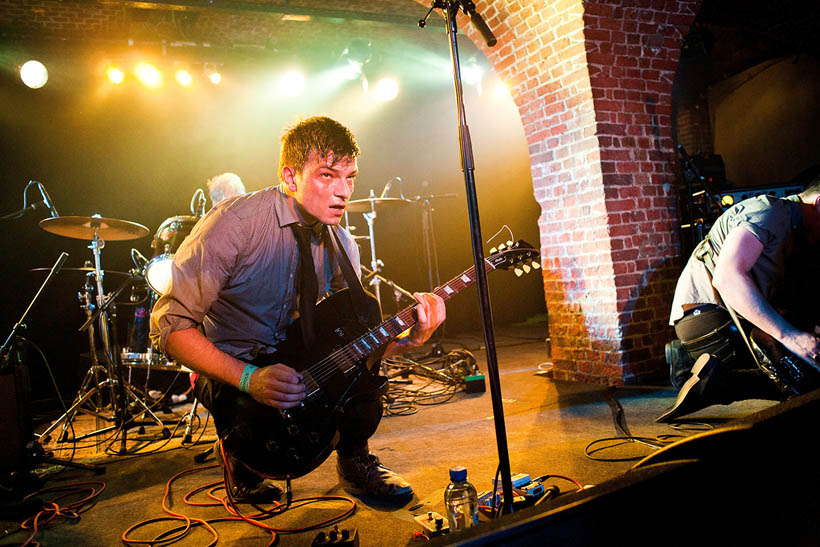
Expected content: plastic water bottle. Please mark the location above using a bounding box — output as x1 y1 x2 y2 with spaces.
444 466 478 532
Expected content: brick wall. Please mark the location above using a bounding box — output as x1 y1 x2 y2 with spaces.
454 0 701 384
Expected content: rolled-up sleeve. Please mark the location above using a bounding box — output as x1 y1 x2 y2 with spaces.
149 209 245 353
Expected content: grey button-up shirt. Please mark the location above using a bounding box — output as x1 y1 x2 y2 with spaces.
149 185 361 361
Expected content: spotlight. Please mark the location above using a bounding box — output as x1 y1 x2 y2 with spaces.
461 60 484 87
339 39 371 81
135 62 163 88
492 81 511 101
373 77 399 101
175 68 193 87
204 63 222 85
279 70 306 97
105 65 125 85
20 60 48 89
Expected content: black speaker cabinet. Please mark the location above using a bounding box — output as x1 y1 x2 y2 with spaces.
0 349 33 472
436 390 820 546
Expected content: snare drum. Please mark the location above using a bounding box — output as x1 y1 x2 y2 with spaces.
144 215 198 295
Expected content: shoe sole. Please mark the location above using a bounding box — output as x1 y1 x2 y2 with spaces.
656 354 712 423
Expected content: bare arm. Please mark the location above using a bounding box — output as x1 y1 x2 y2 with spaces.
383 292 446 359
165 328 305 409
712 227 820 367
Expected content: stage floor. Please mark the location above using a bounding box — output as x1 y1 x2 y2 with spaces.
2 325 779 546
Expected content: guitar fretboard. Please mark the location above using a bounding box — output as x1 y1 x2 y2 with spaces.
301 258 494 393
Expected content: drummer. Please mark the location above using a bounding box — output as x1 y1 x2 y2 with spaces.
206 172 246 208
150 116 446 502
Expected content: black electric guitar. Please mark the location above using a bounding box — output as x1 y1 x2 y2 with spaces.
222 241 540 480
750 328 820 397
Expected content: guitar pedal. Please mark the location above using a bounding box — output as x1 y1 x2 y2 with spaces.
414 511 448 535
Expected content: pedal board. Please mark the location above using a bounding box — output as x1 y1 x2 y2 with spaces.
414 511 449 535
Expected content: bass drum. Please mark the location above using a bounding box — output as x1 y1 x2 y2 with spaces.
145 215 198 295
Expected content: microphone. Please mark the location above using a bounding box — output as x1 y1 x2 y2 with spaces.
190 188 207 217
36 181 59 218
459 0 497 47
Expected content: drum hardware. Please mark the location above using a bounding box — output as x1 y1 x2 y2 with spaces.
36 215 171 451
347 190 413 308
144 215 198 295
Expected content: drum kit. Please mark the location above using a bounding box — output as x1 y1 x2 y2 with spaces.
33 212 197 447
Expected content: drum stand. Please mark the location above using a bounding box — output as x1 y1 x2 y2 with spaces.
38 232 170 449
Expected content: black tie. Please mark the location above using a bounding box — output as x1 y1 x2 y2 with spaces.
292 224 319 347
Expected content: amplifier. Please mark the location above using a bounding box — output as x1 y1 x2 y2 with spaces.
715 183 804 209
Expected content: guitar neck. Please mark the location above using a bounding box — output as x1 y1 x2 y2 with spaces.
326 259 493 366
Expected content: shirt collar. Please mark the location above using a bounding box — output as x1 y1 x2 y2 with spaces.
274 185 326 238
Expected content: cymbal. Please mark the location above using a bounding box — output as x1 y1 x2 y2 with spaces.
346 197 412 213
40 215 150 241
30 266 131 276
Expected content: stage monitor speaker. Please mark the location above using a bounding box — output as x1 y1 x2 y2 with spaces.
0 349 33 472
435 390 820 546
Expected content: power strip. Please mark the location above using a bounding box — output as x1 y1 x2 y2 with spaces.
414 511 449 535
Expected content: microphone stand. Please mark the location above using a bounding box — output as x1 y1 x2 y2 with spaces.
420 0 514 514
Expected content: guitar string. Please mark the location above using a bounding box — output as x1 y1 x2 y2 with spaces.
301 251 533 389
303 264 484 389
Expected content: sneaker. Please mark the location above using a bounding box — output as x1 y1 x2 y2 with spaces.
337 453 413 498
215 439 283 503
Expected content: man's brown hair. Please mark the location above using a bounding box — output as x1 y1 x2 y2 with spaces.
278 116 360 182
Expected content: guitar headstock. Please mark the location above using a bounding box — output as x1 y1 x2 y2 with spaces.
487 240 541 276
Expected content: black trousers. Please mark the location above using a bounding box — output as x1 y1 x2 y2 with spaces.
674 304 782 401
194 373 384 459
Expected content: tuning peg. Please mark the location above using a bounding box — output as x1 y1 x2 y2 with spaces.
522 264 531 273
490 246 498 254
506 240 514 247
531 260 541 270
514 267 523 277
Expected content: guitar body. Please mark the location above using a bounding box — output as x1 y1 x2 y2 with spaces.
220 240 540 480
223 288 384 480
750 328 820 397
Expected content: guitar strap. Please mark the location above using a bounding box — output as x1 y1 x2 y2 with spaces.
326 225 376 326
696 237 762 368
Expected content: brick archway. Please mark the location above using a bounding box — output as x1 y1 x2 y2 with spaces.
424 0 701 384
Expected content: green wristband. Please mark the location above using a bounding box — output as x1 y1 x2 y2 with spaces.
238 364 258 393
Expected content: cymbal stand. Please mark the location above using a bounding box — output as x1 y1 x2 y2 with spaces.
38 234 119 442
39 232 169 447
419 197 446 355
361 189 385 308
360 263 416 309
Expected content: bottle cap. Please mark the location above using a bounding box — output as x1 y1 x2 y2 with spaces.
449 466 467 481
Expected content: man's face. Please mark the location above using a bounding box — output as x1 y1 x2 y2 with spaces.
282 150 357 225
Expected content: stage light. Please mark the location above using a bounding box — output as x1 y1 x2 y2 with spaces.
339 39 371 81
461 61 484 87
279 70 306 97
373 77 399 101
175 68 193 87
20 60 48 89
493 81 511 101
105 65 125 85
204 63 222 84
135 62 162 88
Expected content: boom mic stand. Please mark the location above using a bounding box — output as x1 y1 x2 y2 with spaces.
419 0 514 514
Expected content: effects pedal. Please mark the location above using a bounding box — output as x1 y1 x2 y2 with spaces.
414 511 449 535
312 526 359 546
